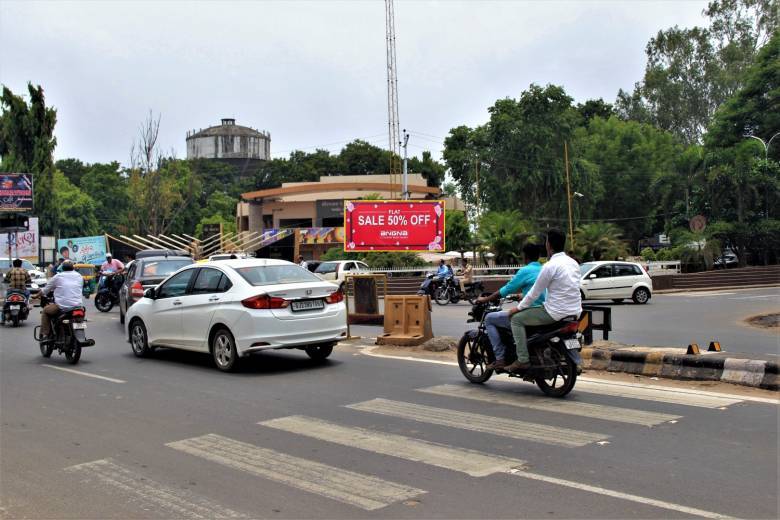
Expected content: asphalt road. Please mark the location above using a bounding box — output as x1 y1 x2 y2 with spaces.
1 304 778 519
354 286 780 357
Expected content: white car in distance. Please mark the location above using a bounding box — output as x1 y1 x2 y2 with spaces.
125 259 347 371
314 260 370 285
579 261 653 304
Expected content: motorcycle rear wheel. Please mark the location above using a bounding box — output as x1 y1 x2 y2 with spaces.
39 341 53 358
434 286 451 306
65 340 82 364
457 333 494 384
11 315 19 327
95 293 113 312
535 345 577 397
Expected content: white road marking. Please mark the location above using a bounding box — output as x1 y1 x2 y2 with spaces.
346 398 608 447
418 384 681 426
359 347 778 405
65 458 246 518
167 434 424 511
508 469 735 519
260 415 527 477
574 380 742 408
728 295 779 300
42 364 126 384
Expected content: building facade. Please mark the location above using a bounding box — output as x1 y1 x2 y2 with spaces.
186 118 271 162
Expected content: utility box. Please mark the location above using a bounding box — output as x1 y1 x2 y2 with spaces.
376 295 433 346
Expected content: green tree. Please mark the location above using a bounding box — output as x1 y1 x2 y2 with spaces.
408 151 446 187
55 158 89 187
338 139 389 174
52 170 99 238
80 162 130 235
573 223 629 261
0 83 58 234
478 210 535 264
444 210 472 256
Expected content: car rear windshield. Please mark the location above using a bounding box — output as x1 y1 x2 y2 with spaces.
141 259 192 278
580 262 596 276
314 262 338 274
77 267 94 276
236 265 321 286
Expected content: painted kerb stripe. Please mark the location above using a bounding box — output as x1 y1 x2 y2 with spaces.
260 415 527 477
418 384 681 427
42 364 126 383
574 380 743 408
166 434 424 511
346 398 608 447
65 458 247 519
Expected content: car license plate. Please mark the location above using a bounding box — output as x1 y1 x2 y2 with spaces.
72 322 87 330
564 338 580 350
290 299 325 312
9 305 20 311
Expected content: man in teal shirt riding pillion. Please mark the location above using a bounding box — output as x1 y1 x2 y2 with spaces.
476 243 546 370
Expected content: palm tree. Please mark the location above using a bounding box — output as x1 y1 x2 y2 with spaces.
478 211 535 264
574 222 629 261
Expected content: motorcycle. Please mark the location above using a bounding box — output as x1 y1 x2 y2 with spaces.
33 293 95 364
94 272 123 312
2 288 31 327
417 273 443 298
433 277 485 306
457 299 583 397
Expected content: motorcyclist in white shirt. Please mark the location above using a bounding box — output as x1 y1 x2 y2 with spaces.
504 229 582 373
38 260 84 339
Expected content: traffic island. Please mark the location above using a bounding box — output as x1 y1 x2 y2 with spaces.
582 342 778 391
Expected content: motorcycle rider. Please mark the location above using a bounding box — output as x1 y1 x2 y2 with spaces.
504 229 582 373
458 258 474 293
98 253 124 291
38 260 84 340
436 259 453 279
4 258 31 297
478 243 545 370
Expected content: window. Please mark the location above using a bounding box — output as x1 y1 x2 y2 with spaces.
191 268 225 294
142 259 192 278
580 262 596 276
591 266 613 278
217 274 232 292
156 269 195 298
614 264 639 277
315 262 339 275
236 265 321 286
343 263 353 271
127 264 137 279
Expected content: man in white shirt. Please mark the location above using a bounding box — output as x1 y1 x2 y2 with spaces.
505 229 582 372
39 261 84 338
298 255 308 270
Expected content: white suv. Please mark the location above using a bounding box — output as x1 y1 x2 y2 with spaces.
580 261 652 304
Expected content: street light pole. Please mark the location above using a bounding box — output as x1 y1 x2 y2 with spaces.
564 142 574 250
744 132 780 218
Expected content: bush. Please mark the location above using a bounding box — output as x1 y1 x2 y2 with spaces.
640 247 656 261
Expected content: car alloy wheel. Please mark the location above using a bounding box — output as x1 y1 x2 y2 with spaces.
633 287 650 304
212 329 238 372
130 320 150 357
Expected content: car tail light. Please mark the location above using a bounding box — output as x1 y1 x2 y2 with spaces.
241 294 288 309
559 321 579 334
7 294 24 303
325 289 344 304
130 280 144 299
71 309 86 322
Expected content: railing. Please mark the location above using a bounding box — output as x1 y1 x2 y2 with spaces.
360 265 522 278
645 260 682 275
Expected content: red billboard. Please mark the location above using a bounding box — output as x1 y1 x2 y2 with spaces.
345 200 445 252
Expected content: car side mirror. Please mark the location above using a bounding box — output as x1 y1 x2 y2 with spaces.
144 288 156 299
587 273 597 279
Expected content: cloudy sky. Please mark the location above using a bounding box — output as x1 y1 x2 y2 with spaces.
1 0 708 166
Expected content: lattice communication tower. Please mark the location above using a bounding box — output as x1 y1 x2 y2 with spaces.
385 0 401 198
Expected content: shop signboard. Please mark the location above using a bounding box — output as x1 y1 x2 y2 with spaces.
316 199 344 222
344 200 445 252
300 227 344 245
0 173 33 212
57 235 108 265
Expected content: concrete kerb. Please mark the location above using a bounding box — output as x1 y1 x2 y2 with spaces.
582 346 778 390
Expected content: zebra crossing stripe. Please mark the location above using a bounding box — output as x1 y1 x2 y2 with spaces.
65 458 247 519
166 434 425 511
574 380 743 408
418 384 681 426
346 398 608 447
260 415 527 477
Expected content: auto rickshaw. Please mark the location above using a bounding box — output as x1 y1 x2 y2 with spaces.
74 263 98 297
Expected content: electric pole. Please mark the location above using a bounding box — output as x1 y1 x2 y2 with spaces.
385 0 401 198
564 141 574 250
402 129 410 199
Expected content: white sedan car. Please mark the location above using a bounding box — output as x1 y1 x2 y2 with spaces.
579 261 653 304
125 259 347 371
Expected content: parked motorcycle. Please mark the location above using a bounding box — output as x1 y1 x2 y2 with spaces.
457 299 583 397
2 288 30 327
95 272 123 312
433 277 485 306
33 293 95 364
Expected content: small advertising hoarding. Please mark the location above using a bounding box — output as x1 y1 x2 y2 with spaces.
57 235 109 265
344 200 445 252
0 173 33 212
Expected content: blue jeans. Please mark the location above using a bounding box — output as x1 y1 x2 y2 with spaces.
485 310 511 361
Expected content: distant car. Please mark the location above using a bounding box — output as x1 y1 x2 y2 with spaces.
305 260 322 273
0 257 46 289
118 255 194 324
714 253 738 269
125 259 347 372
135 249 191 260
580 261 652 304
314 260 370 285
209 253 253 261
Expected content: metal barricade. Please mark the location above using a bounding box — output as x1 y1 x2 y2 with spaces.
581 305 612 345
